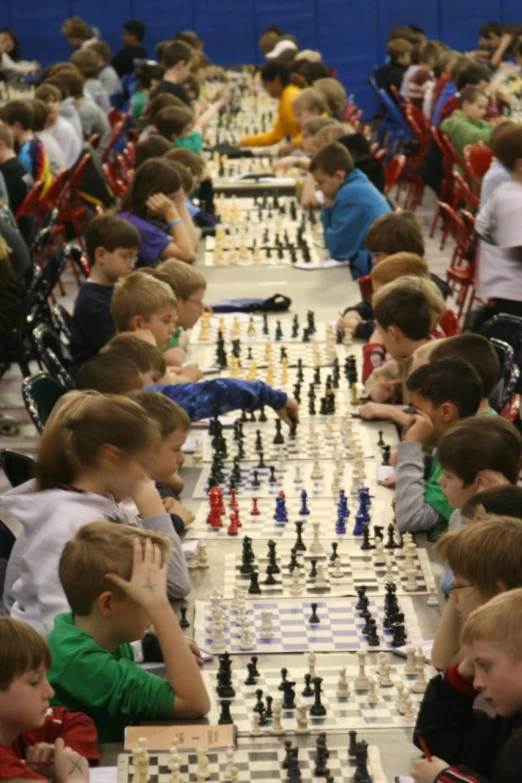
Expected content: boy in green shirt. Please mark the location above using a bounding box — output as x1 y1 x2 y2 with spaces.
156 259 208 366
47 523 210 743
440 86 494 157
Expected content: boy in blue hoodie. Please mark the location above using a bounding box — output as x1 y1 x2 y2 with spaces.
310 141 391 278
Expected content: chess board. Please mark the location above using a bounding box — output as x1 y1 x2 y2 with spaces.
204 245 322 268
186 497 388 540
191 460 380 499
222 543 437 598
194 596 424 654
202 656 436 735
194 340 347 369
117 744 388 783
200 420 376 463
189 316 335 345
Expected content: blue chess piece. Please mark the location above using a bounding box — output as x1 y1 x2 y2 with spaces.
273 496 288 524
359 486 371 507
352 511 365 536
335 512 346 534
299 489 310 515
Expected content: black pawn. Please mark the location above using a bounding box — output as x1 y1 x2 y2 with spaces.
302 673 314 696
179 606 190 628
248 571 261 595
218 700 233 725
309 603 320 624
348 729 358 756
279 667 288 690
377 430 385 447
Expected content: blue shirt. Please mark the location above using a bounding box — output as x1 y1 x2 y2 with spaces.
321 169 391 278
432 81 457 127
147 379 287 422
480 160 510 207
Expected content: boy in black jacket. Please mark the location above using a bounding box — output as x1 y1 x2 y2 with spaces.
413 578 522 783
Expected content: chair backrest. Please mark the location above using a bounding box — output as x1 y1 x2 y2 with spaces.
102 121 125 163
499 393 522 425
51 304 73 343
463 141 493 183
480 315 522 367
489 338 518 411
0 449 36 488
21 372 68 434
452 170 479 211
15 180 45 220
31 323 74 389
384 154 406 195
38 168 71 211
437 202 470 254
439 309 461 337
0 518 15 561
357 274 374 300
67 153 93 191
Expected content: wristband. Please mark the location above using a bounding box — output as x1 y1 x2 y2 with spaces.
168 219 181 230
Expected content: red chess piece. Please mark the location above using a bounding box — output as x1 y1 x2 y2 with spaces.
250 497 260 516
209 503 223 528
216 487 226 515
229 488 238 509
228 513 239 536
207 487 220 524
278 490 286 499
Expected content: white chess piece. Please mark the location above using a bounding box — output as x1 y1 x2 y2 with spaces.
196 748 210 782
377 653 393 688
136 738 149 783
404 647 417 674
295 701 310 734
211 620 226 653
355 650 370 689
404 566 418 592
250 711 262 736
373 540 386 565
260 610 274 638
427 586 440 606
193 438 203 466
403 694 415 719
310 522 324 555
336 667 350 698
310 456 323 480
223 747 235 783
412 648 428 694
395 681 406 714
188 550 199 571
294 465 303 483
269 701 285 735
197 541 209 569
367 678 379 705
384 557 395 582
331 557 343 579
308 651 317 678
290 567 304 596
314 562 327 589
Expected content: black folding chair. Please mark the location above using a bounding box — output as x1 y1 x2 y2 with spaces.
31 323 74 389
0 449 36 487
21 372 68 433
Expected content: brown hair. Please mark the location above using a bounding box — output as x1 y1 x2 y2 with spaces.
52 68 84 98
104 333 167 377
61 16 91 41
387 38 414 61
312 123 353 151
0 100 33 131
165 159 193 193
437 416 521 485
85 214 141 265
301 116 337 137
461 486 522 523
120 158 181 219
0 618 52 690
365 211 425 257
310 141 353 175
75 353 143 395
35 83 62 104
111 270 177 332
0 122 14 149
156 258 206 299
190 51 210 75
71 49 100 79
36 392 159 490
370 252 429 286
134 136 172 169
259 31 281 55
130 389 190 437
155 106 193 140
293 87 328 115
87 40 112 64
419 41 441 65
164 147 205 178
373 277 445 337
437 517 522 594
313 78 347 114
149 93 186 123
430 333 500 396
459 86 487 108
27 99 48 132
492 125 522 171
162 41 193 69
59 521 172 616
449 55 473 83
461 588 522 660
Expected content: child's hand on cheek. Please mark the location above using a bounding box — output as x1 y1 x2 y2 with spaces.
403 411 435 445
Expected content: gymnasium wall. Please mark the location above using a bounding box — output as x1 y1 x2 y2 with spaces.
1 0 518 115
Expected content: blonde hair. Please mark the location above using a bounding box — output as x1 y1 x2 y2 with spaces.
59 521 172 616
156 258 207 299
294 49 323 63
111 271 177 332
313 78 348 114
437 516 522 596
373 275 445 330
313 122 353 151
293 87 328 115
129 389 190 437
36 391 160 490
0 617 52 690
302 116 337 137
370 253 429 286
461 588 522 661
61 16 90 40
70 48 99 79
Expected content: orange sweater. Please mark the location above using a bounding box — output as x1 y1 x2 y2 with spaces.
240 84 302 147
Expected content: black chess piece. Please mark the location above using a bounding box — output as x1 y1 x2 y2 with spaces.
248 571 261 595
281 680 296 709
356 586 368 612
245 662 257 685
259 406 267 422
330 542 338 563
385 523 397 549
253 689 265 713
288 550 299 573
252 470 260 488
279 667 288 690
353 740 371 783
218 699 233 724
309 559 318 580
265 695 273 718
294 521 306 552
377 430 385 447
309 603 320 624
255 430 263 452
268 466 277 483
179 606 190 628
382 445 391 466
373 525 384 542
391 620 407 647
367 620 380 646
217 652 235 698
257 452 266 469
282 741 293 769
264 564 277 585
310 676 327 717
360 526 374 551
348 729 358 757
250 655 260 677
302 672 314 696
273 419 285 445
267 540 281 574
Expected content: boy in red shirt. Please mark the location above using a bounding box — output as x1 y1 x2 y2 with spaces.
0 617 98 780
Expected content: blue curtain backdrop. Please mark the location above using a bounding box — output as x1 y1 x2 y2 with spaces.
2 0 517 115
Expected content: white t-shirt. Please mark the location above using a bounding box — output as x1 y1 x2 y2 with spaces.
476 179 522 301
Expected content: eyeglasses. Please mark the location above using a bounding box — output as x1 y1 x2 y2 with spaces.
448 582 474 594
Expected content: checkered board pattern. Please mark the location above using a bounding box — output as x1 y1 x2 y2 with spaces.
208 155 275 177
185 497 387 540
117 744 388 783
202 657 436 734
200 421 376 463
193 341 348 369
191 461 379 499
222 545 436 598
194 596 423 654
204 246 324 268
190 317 333 345
205 223 317 253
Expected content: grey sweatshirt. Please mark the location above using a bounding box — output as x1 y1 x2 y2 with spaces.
1 480 190 634
395 441 441 532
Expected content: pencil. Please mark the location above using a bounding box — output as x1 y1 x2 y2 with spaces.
418 736 432 762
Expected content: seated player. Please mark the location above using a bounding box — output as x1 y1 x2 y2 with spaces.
0 616 99 781
374 37 413 94
0 100 52 190
70 49 110 112
156 258 207 364
413 585 522 783
70 214 141 377
309 142 391 278
164 147 217 227
431 487 522 672
238 62 302 149
47 523 210 742
395 357 483 539
86 40 122 95
440 86 493 157
292 88 328 134
313 78 347 117
134 135 172 168
150 41 193 106
360 277 445 424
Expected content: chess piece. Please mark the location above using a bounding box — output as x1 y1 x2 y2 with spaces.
260 610 274 638
336 667 350 698
223 747 235 782
197 541 209 569
309 603 320 624
310 677 327 716
404 647 417 674
295 702 310 734
427 586 440 606
196 748 210 782
269 701 285 735
250 711 262 736
412 648 428 694
179 606 190 629
367 678 379 705
378 653 393 687
355 650 370 689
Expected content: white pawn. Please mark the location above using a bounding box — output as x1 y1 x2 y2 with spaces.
384 557 395 582
223 747 235 783
367 678 379 704
314 562 327 589
395 681 406 714
355 650 370 689
412 648 428 694
250 711 263 736
311 456 323 480
295 702 310 734
378 653 393 687
193 438 203 466
427 586 440 606
404 566 418 592
239 627 254 650
294 465 303 483
260 610 273 638
308 651 317 678
269 701 285 735
290 568 304 596
403 694 415 719
405 647 417 674
331 557 343 579
197 541 209 569
336 667 350 698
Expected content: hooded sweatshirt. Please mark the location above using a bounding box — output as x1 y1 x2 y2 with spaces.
1 480 190 634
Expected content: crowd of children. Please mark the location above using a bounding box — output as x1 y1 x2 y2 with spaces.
0 13 520 783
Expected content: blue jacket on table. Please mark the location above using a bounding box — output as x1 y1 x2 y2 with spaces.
321 168 391 279
146 379 287 423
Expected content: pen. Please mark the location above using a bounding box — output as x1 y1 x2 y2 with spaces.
418 736 432 762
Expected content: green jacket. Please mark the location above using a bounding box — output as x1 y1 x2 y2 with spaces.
47 613 174 743
440 110 493 158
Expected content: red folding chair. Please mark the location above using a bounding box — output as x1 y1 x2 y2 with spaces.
439 309 461 337
375 148 388 162
500 393 521 424
107 108 125 127
357 274 373 301
102 121 125 163
452 170 479 211
88 133 101 149
15 180 45 220
384 154 406 196
438 202 477 318
463 141 493 191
